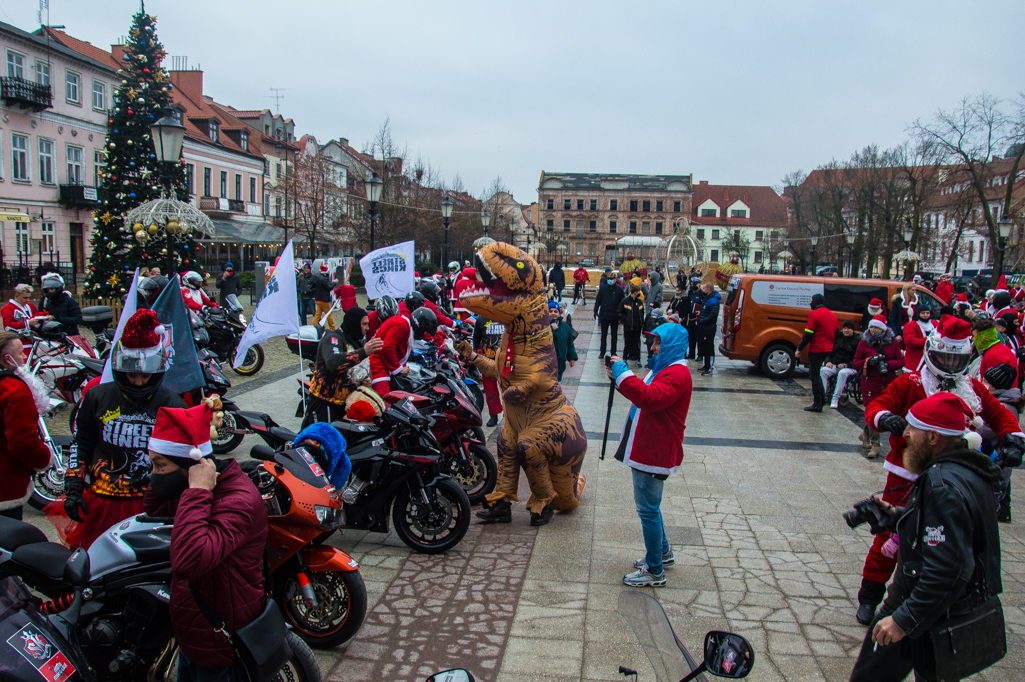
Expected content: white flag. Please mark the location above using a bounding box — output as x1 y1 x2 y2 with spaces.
359 240 416 300
100 268 141 384
234 240 300 368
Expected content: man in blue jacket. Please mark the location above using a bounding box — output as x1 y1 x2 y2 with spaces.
696 283 720 375
594 269 626 357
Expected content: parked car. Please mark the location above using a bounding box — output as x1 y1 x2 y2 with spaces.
719 274 944 380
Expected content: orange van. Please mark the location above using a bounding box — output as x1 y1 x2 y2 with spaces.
719 274 944 380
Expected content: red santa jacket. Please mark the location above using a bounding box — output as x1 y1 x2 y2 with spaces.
181 287 218 311
370 314 413 388
615 362 692 475
573 267 589 285
934 280 955 304
0 374 52 509
901 319 937 372
397 300 454 328
865 371 1024 482
980 339 1019 387
1 300 44 331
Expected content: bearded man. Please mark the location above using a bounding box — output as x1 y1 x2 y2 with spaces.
0 331 53 519
860 314 1024 625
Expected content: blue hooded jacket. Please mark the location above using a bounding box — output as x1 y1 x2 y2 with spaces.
697 291 721 329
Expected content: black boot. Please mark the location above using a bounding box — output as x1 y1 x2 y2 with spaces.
475 499 512 524
804 402 823 412
486 415 499 427
856 578 886 625
530 503 554 527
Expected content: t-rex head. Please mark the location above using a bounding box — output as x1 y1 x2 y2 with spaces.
460 241 548 329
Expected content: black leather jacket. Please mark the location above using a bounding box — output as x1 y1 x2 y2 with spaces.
40 291 82 336
890 445 1002 638
827 331 860 366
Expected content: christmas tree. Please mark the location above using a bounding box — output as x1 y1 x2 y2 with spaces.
86 6 197 298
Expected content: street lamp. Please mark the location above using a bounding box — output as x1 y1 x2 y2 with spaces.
481 208 490 237
998 216 1013 280
366 171 383 253
149 105 186 274
845 229 855 277
810 234 818 276
903 219 915 281
441 194 453 267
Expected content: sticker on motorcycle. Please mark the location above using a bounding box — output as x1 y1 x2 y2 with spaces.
7 625 76 682
296 447 326 478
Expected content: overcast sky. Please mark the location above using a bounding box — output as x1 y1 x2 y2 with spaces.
5 0 1023 203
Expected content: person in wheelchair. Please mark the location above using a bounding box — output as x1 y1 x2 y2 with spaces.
820 320 860 409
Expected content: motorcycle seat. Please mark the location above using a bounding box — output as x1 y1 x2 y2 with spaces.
251 444 276 461
0 515 48 550
10 542 73 581
268 426 296 443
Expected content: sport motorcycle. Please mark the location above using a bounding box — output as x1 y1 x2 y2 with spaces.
192 294 264 376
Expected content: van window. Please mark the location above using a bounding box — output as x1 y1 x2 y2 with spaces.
915 291 943 315
824 283 890 314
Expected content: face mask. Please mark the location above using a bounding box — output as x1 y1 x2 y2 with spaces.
150 469 189 500
607 280 614 286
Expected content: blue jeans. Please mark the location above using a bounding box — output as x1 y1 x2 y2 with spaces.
632 467 669 574
299 298 316 325
177 651 246 682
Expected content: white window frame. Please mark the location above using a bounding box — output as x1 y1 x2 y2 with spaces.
65 69 80 104
6 50 25 79
91 80 105 111
15 223 30 254
66 144 84 185
264 192 270 216
11 133 30 182
209 120 219 143
38 138 55 185
35 59 49 86
240 130 248 151
250 176 257 203
185 163 195 195
40 221 55 254
93 149 105 187
234 173 242 200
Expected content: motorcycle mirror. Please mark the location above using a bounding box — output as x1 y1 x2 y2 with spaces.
426 670 475 682
410 413 429 427
703 631 754 678
63 547 90 588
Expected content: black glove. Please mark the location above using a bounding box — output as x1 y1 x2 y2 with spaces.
878 413 909 438
984 363 1017 391
63 476 88 523
997 433 1025 469
866 355 879 368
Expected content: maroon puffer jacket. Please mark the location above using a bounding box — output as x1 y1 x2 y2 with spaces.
853 334 904 404
144 459 268 666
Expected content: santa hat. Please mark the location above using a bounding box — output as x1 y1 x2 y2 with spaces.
997 274 1008 291
320 263 329 273
907 391 973 436
934 314 972 348
345 400 377 423
956 293 969 303
121 309 165 352
868 314 887 332
869 298 884 308
149 396 223 467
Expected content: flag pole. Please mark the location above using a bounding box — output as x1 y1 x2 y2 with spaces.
297 258 307 417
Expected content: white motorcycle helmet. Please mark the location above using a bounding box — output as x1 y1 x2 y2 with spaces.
923 315 973 378
182 271 204 290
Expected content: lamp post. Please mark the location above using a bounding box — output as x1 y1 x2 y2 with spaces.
845 229 855 277
441 194 453 268
481 208 490 237
809 234 818 276
274 141 292 245
997 216 1013 281
366 171 383 253
903 221 915 281
149 105 186 275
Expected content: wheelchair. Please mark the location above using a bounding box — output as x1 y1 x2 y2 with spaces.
827 371 862 407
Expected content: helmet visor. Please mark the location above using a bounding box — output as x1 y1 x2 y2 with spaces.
927 349 970 376
112 342 169 373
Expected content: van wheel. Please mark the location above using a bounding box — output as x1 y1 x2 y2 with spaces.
760 343 795 380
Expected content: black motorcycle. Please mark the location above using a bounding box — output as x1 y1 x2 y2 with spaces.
193 294 264 377
242 397 472 554
0 514 320 682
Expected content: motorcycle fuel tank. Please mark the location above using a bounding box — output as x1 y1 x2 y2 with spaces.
0 578 91 682
87 516 172 581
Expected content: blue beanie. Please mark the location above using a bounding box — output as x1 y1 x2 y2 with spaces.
224 262 234 271
547 300 562 312
295 422 350 489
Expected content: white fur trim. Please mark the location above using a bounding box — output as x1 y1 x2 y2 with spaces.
906 412 966 437
873 410 892 428
149 437 212 460
883 459 919 481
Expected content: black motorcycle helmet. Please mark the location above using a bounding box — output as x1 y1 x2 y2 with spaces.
810 293 825 309
405 291 426 313
410 307 438 339
419 279 443 305
375 295 399 322
992 290 1012 311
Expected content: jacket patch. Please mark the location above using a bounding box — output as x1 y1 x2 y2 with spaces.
924 525 946 546
100 407 121 423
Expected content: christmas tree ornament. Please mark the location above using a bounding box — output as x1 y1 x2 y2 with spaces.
135 230 148 243
147 224 158 235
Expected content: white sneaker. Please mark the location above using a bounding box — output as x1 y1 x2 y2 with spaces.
623 567 667 587
830 400 839 409
633 549 675 569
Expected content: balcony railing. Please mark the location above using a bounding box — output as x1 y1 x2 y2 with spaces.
1 76 53 112
59 183 99 208
199 196 253 214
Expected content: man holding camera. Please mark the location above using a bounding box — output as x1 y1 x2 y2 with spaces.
850 392 1006 682
859 315 1023 626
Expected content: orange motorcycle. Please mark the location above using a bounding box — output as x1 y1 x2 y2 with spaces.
245 441 368 649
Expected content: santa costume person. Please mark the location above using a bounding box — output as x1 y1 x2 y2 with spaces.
859 314 1025 625
901 306 937 373
59 309 186 549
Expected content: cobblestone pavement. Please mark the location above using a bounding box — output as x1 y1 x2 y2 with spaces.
24 296 1025 681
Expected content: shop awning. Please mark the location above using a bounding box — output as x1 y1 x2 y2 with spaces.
615 236 668 248
0 210 31 223
198 219 286 246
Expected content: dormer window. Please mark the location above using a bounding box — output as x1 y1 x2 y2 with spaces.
209 120 219 143
240 130 248 151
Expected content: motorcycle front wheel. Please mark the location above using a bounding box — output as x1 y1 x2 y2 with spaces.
162 631 322 682
467 383 485 412
29 467 64 511
211 410 245 454
452 442 497 505
232 343 265 376
277 569 368 649
392 477 471 554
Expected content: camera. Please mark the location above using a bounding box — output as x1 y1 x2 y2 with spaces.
876 355 889 375
604 355 612 369
843 497 890 535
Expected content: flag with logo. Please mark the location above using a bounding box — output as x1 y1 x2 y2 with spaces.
100 268 141 384
151 275 205 394
359 240 416 300
234 240 300 368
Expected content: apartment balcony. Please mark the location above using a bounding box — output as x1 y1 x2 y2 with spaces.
59 183 99 208
199 197 260 216
1 77 52 112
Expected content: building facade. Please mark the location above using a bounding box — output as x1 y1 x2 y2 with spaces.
690 182 790 269
0 23 118 277
537 172 692 266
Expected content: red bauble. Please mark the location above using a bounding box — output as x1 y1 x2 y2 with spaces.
128 110 133 115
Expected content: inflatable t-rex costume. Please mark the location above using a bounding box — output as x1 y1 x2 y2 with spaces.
456 242 587 520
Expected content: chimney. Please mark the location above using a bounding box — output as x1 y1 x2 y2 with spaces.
112 44 126 63
723 189 730 203
169 69 204 104
699 180 708 185
339 138 349 147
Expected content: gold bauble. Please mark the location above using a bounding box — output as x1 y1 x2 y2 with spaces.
132 223 143 231
166 220 180 234
135 230 148 243
147 224 158 235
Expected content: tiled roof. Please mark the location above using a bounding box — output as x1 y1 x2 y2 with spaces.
540 172 692 192
171 83 263 160
691 184 789 228
38 27 120 70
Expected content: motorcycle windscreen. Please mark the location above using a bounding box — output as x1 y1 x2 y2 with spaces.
617 590 707 682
